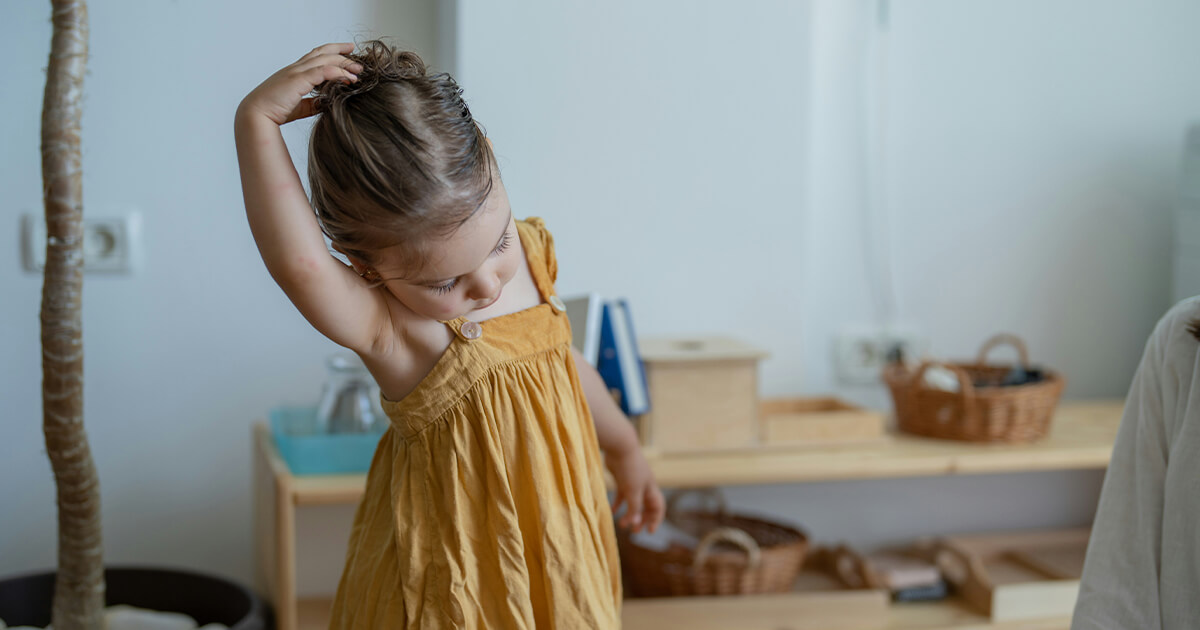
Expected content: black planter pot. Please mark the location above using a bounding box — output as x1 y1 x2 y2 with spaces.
0 567 268 629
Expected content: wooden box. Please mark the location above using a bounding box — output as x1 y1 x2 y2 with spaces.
932 528 1089 622
638 337 768 453
760 398 887 447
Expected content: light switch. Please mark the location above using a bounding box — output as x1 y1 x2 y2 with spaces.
22 211 141 274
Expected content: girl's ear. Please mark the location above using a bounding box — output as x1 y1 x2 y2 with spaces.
333 244 375 279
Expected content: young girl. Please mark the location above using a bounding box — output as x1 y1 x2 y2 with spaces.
235 41 664 628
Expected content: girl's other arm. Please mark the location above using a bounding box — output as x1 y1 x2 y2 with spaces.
235 44 388 353
572 348 665 533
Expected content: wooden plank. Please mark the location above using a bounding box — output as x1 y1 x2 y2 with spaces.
252 426 278 604
886 601 1069 630
648 401 1121 488
270 400 1123 504
275 455 298 630
622 596 1069 630
297 597 333 630
291 474 370 506
623 590 888 630
297 594 1067 630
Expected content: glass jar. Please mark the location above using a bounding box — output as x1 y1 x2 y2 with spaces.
316 353 385 433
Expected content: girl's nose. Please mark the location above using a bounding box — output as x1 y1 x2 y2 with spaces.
467 271 501 301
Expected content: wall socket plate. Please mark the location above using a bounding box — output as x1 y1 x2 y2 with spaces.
834 329 925 385
22 211 141 274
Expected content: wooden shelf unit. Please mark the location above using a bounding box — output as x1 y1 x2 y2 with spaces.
294 594 1072 630
253 400 1123 630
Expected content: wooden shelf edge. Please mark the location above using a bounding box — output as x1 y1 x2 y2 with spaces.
261 400 1123 504
296 595 1068 630
291 474 370 506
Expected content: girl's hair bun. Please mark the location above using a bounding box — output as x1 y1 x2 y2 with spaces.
313 40 427 113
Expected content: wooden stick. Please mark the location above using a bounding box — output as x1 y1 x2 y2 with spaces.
40 1 103 628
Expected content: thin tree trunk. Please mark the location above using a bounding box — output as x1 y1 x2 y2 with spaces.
41 1 103 628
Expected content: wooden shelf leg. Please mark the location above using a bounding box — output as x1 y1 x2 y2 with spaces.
276 475 297 630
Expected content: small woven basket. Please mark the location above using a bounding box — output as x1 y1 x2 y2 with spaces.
883 334 1065 443
618 489 808 597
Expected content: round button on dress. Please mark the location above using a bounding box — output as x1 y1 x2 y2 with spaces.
460 320 483 340
548 295 566 312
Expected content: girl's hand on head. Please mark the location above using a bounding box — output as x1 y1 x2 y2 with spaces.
605 448 665 533
237 42 363 126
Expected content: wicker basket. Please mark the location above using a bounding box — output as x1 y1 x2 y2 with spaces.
618 489 808 597
883 334 1066 443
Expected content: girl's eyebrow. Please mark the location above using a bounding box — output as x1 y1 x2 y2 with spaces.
416 211 513 285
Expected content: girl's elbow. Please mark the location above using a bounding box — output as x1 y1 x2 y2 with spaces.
269 253 328 291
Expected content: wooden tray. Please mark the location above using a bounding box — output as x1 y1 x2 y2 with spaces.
931 528 1089 622
623 545 889 627
760 398 887 447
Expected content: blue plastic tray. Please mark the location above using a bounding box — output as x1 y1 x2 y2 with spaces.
269 406 385 475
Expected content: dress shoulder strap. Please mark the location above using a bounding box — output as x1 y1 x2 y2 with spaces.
517 217 558 301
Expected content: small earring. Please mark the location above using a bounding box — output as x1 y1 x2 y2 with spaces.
360 268 380 281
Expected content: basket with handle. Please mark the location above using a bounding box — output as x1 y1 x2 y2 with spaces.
882 334 1065 443
618 488 809 597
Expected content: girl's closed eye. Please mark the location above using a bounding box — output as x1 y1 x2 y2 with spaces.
429 279 458 295
494 230 513 254
426 229 514 295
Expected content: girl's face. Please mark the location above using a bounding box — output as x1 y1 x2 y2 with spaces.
372 178 521 321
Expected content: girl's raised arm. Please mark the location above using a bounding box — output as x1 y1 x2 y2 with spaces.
235 44 390 353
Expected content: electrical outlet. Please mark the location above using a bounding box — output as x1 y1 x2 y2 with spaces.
22 211 141 273
834 329 924 385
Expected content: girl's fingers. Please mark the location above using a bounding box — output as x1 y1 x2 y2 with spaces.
614 492 637 530
304 65 357 87
299 42 355 62
612 492 628 528
294 55 360 82
624 489 645 532
318 53 364 73
338 57 364 73
295 54 363 77
644 488 665 533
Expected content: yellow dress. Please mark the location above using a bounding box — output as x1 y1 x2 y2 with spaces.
328 218 622 629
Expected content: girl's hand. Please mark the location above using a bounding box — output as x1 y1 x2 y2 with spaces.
606 447 665 533
238 42 363 126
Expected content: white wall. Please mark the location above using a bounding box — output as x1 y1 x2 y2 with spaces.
457 1 815 396
2 0 1197 598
